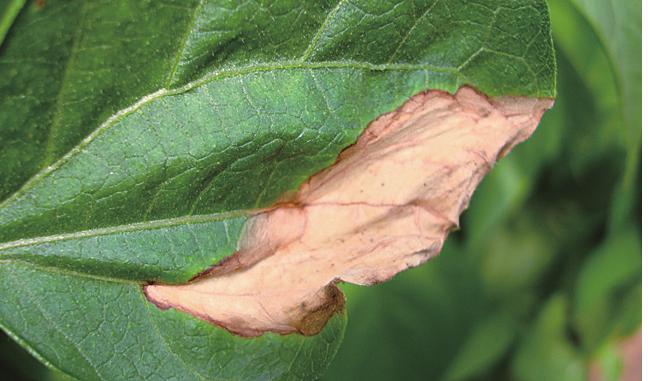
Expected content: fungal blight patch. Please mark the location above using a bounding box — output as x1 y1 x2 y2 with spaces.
145 86 554 337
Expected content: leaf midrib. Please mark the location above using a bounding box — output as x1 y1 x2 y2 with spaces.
0 259 138 285
0 210 248 251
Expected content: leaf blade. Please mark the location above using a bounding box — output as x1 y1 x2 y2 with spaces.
0 1 557 379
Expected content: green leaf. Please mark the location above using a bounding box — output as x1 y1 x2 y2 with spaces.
0 0 25 46
592 342 624 381
512 295 587 381
568 0 640 139
567 0 641 231
479 213 558 297
0 1 556 379
573 228 641 352
442 312 518 381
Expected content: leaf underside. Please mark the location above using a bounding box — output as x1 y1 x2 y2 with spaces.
0 1 556 380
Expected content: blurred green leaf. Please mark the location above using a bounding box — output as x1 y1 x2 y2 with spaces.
573 227 641 351
512 295 586 381
480 214 557 297
593 342 623 381
612 282 642 339
546 0 625 177
443 312 518 381
465 158 531 251
567 0 641 231
0 0 24 46
568 0 641 138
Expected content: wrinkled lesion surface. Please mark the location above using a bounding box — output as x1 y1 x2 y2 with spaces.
145 86 553 337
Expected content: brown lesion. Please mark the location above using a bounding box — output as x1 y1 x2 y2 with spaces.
144 86 554 337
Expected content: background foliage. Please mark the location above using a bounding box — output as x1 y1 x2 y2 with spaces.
0 0 640 380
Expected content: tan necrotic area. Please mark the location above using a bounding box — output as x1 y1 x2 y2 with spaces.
145 86 553 337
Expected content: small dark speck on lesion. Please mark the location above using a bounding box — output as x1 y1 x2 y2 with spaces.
35 0 46 9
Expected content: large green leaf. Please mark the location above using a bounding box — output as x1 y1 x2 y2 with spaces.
0 1 556 379
567 0 641 231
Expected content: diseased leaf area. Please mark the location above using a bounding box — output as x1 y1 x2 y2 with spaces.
0 1 556 380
